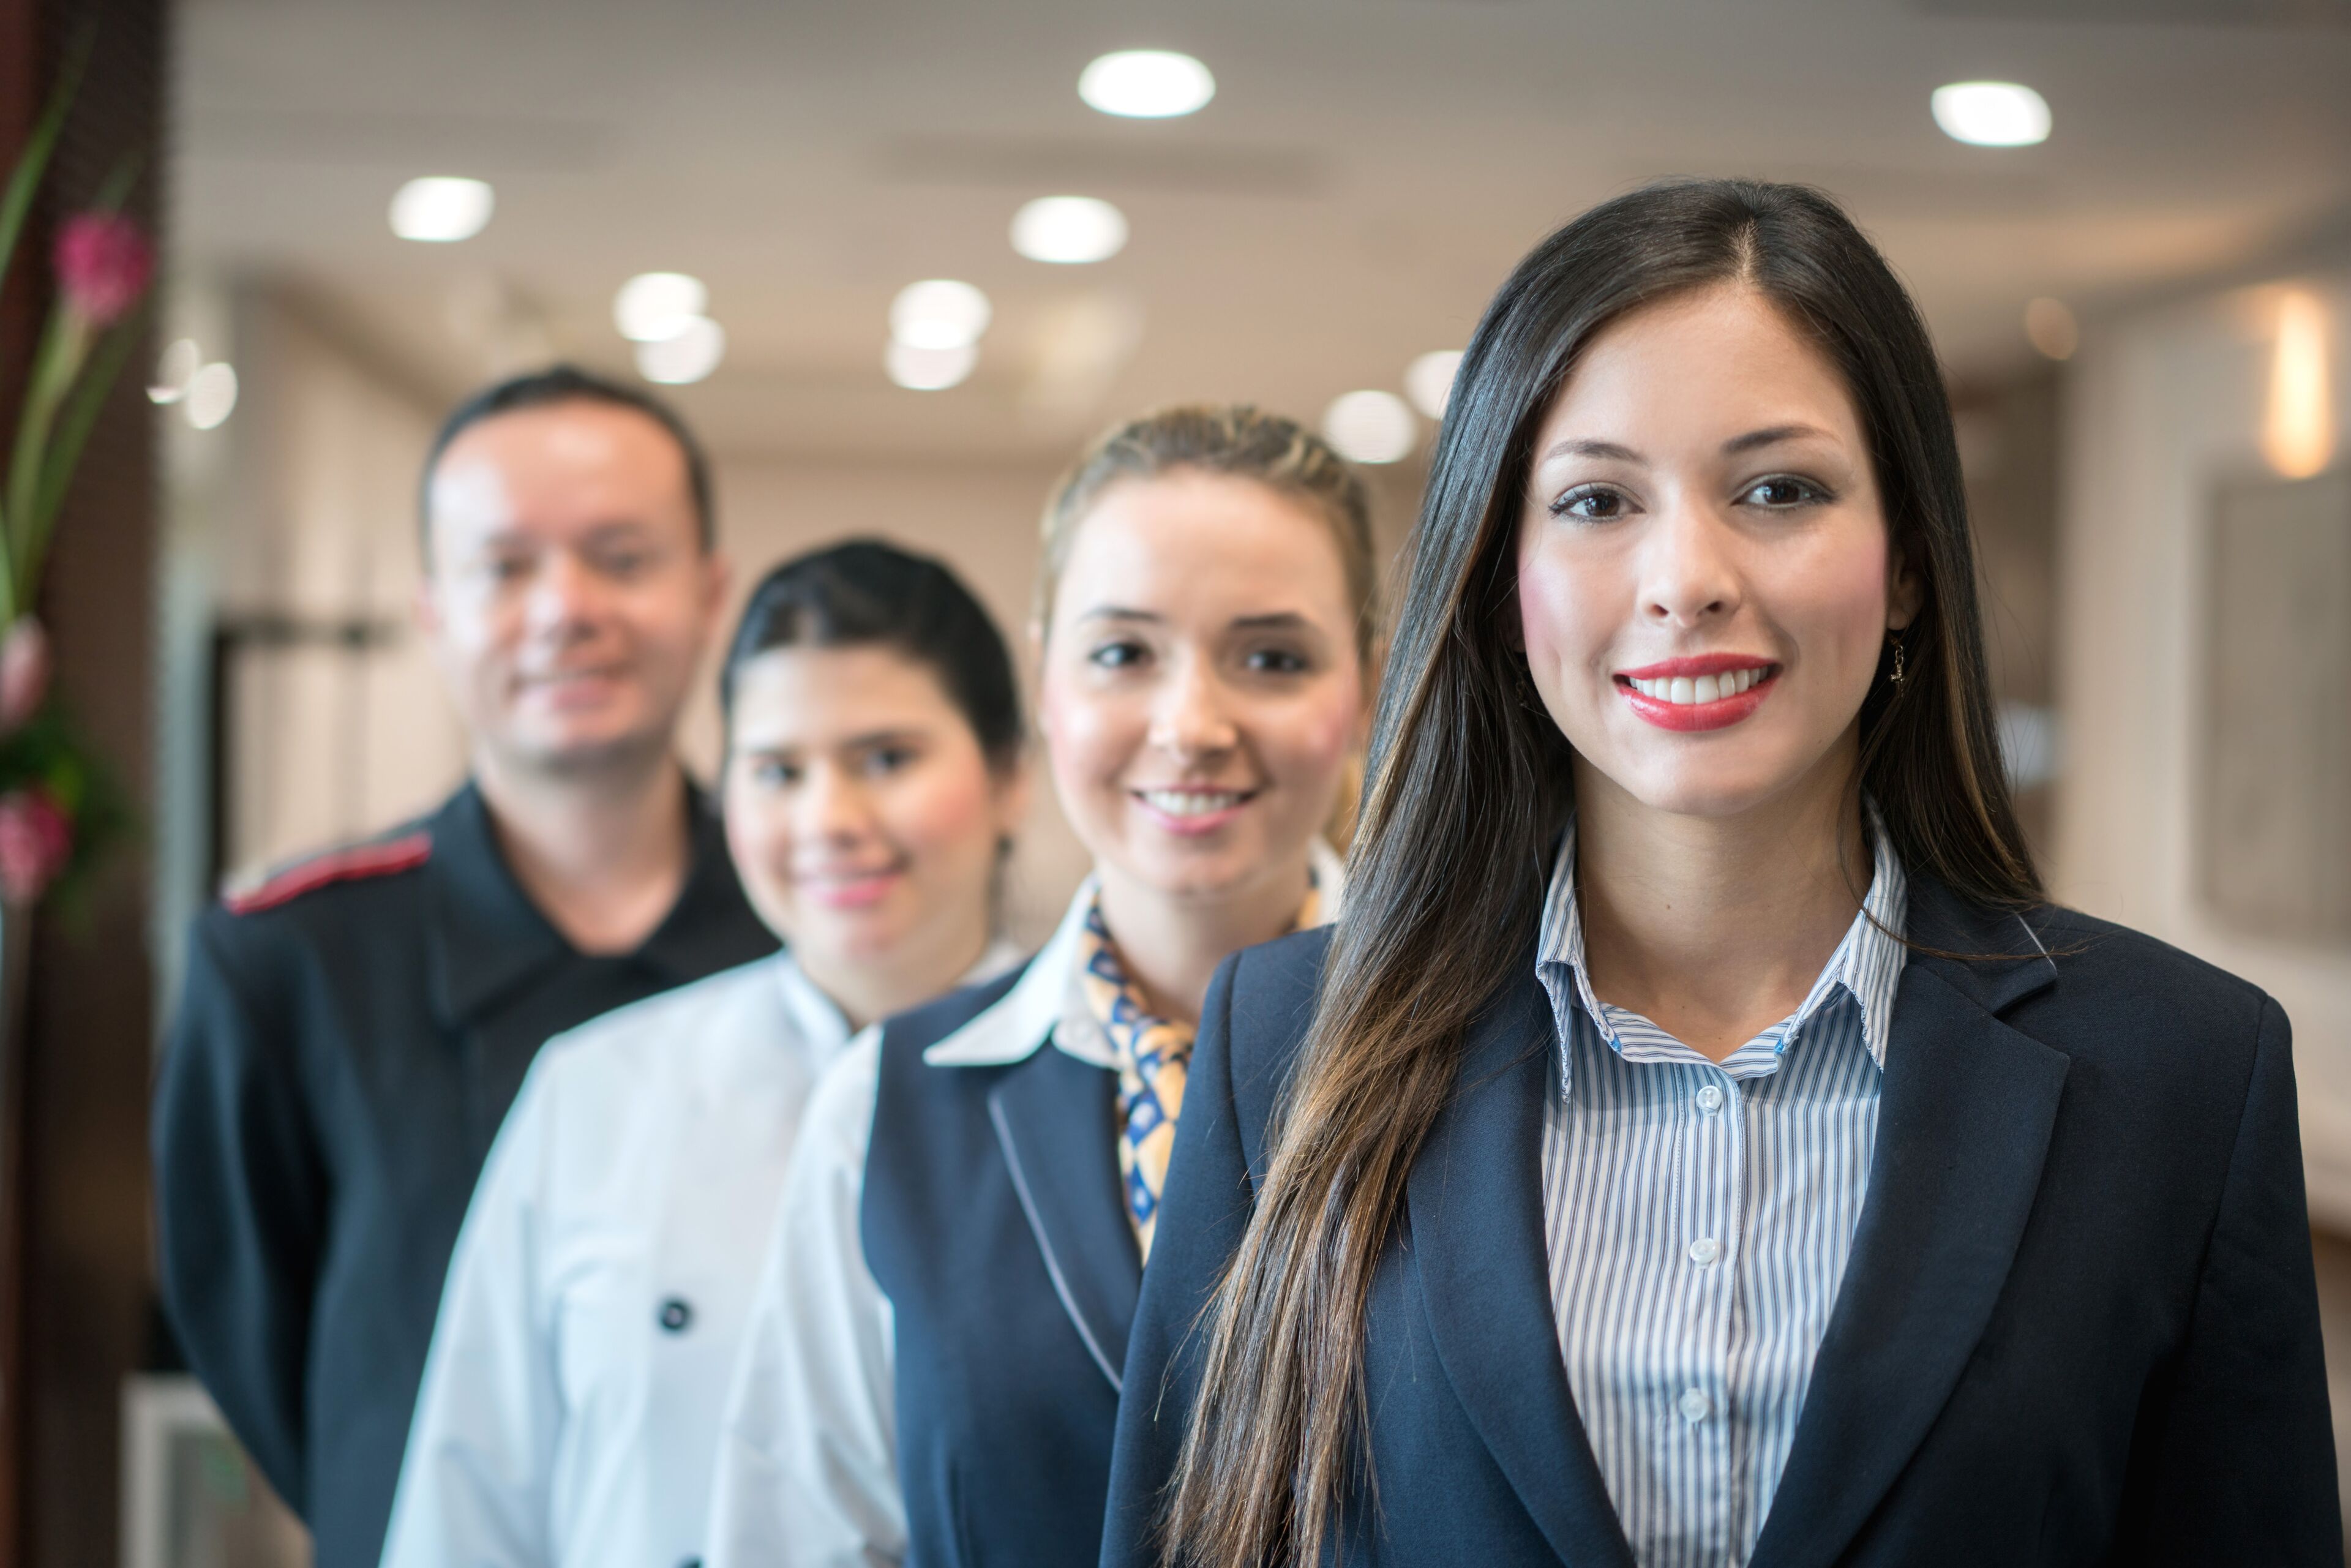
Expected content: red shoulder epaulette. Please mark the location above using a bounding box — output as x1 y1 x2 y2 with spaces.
222 831 433 916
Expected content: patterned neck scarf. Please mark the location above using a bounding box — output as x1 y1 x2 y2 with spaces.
1079 881 1322 1263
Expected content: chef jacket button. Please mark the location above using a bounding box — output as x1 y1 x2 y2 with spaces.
658 1297 693 1334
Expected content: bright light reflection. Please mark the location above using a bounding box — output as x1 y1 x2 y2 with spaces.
1079 50 1215 119
1405 350 1463 420
890 280 992 350
389 177 495 242
1323 389 1417 465
2024 298 2078 361
2265 290 2334 480
185 362 238 430
1011 197 1129 264
615 273 710 342
1931 82 2051 148
148 337 201 404
887 339 978 391
636 317 726 384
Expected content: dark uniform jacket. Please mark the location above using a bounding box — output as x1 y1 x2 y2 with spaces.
863 967 1135 1568
1103 876 2342 1567
152 779 776 1568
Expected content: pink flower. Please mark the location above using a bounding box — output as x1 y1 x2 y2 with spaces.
0 618 50 735
54 213 152 327
0 788 72 906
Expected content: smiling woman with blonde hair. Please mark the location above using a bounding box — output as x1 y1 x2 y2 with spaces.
705 405 1378 1568
1102 182 2338 1568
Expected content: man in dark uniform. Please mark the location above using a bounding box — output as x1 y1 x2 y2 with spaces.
152 366 777 1567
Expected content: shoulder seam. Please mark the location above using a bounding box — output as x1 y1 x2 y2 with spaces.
222 830 432 916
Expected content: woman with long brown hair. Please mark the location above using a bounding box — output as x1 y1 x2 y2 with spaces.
1103 181 2338 1567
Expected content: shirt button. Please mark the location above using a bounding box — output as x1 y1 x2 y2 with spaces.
1696 1084 1725 1114
1688 1237 1720 1267
658 1297 694 1334
1678 1387 1711 1424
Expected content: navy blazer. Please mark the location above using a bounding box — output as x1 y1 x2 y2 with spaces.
863 964 1139 1568
1103 875 2341 1566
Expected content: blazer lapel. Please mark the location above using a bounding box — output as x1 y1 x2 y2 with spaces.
1408 969 1638 1568
986 1044 1142 1393
1753 879 2069 1568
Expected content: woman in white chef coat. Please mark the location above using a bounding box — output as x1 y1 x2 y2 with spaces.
702 405 1377 1568
380 539 1032 1568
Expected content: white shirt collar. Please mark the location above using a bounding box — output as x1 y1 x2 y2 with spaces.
1535 806 1908 1072
923 838 1349 1071
770 951 855 1058
779 936 1027 1065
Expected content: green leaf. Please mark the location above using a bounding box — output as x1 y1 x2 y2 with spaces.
0 31 92 307
24 299 148 591
6 306 83 579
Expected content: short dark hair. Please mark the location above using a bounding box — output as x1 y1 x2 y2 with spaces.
721 538 1022 776
418 364 716 551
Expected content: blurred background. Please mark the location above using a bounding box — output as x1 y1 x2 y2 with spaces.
0 0 2344 1562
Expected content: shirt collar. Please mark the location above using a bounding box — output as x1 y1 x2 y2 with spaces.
789 936 1026 1064
426 775 776 1024
923 838 1349 1072
1534 805 1908 1075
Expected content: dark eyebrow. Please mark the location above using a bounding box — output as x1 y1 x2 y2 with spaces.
736 726 928 756
1078 606 1163 625
1231 612 1316 632
1538 438 1644 465
1722 423 1835 455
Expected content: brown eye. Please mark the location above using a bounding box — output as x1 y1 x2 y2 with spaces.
1550 486 1629 522
1741 476 1826 509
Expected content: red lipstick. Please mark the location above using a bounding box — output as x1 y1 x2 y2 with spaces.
1613 656 1779 732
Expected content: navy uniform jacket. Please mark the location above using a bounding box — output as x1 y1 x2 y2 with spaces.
152 779 776 1568
862 967 1137 1568
1104 876 2341 1566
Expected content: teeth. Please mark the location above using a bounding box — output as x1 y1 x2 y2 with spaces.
1627 668 1770 703
1141 789 1245 817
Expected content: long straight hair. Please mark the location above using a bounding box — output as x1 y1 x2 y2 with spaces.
1159 179 2041 1567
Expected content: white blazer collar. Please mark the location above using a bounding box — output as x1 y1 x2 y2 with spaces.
921 839 1348 1072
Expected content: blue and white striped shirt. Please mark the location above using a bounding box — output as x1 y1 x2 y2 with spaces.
1537 814 1907 1568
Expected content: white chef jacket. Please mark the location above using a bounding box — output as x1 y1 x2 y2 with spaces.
380 942 1021 1568
703 844 1346 1568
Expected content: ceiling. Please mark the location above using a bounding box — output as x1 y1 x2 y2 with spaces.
174 0 2351 460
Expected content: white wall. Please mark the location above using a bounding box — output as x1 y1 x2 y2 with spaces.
2053 268 2351 1223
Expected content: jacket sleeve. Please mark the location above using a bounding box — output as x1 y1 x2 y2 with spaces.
1100 948 1256 1568
377 1057 566 1568
2115 994 2342 1565
151 912 323 1517
706 1030 906 1568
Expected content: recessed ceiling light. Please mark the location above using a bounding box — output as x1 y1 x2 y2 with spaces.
1404 350 1463 421
615 273 709 342
1011 196 1130 265
2023 298 2078 361
1323 389 1417 465
890 280 992 350
389 177 494 242
184 362 239 430
1078 50 1215 119
636 317 725 384
1930 81 2050 148
887 339 978 391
